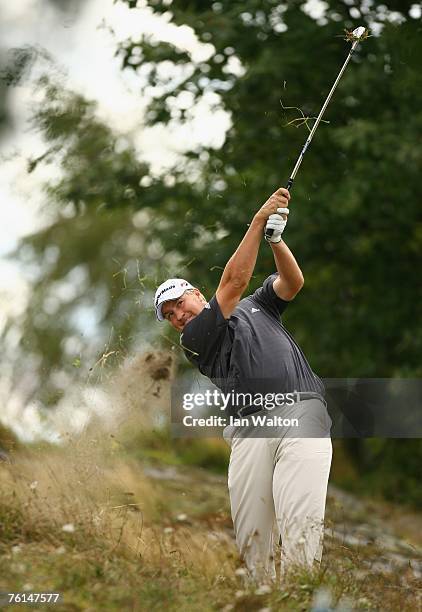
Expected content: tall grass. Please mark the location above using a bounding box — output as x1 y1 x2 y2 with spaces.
0 350 421 610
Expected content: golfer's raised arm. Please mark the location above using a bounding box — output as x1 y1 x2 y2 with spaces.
271 240 304 301
216 188 290 318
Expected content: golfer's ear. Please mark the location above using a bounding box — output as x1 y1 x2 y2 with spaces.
193 288 205 301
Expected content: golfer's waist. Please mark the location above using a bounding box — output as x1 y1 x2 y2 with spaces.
237 391 326 418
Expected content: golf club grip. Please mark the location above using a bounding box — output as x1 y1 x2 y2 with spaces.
264 178 294 239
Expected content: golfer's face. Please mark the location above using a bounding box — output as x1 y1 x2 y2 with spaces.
161 290 205 332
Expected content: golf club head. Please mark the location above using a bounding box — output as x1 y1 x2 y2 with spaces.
352 26 366 39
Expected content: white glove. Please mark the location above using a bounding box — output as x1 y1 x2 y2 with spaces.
264 207 289 243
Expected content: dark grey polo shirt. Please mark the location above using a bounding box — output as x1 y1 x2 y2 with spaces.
180 274 324 414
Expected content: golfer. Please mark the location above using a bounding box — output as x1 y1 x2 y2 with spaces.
154 188 332 582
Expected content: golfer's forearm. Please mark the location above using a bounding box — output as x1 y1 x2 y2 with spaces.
220 216 265 288
271 240 304 293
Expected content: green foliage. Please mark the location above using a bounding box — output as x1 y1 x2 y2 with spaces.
122 424 229 474
0 45 38 138
342 438 422 508
30 78 152 212
4 79 191 401
0 423 20 453
116 1 422 378
3 1 422 506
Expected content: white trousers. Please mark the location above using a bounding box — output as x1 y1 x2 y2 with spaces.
225 403 332 582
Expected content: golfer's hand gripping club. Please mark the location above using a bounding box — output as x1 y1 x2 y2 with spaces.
264 209 289 243
257 188 290 242
264 181 293 240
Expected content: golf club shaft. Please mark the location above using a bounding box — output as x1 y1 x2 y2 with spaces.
266 37 361 239
286 38 359 190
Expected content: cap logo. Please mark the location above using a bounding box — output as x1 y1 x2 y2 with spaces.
155 281 191 307
155 284 176 306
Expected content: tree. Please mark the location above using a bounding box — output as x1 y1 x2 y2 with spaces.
116 0 422 378
0 46 37 138
0 0 87 139
3 78 191 406
115 0 422 504
3 0 421 505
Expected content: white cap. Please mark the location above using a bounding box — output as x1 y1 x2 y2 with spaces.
154 278 195 321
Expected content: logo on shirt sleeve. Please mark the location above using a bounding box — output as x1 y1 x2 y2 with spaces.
251 307 261 313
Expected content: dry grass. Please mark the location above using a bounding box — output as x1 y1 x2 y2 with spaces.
0 350 238 610
0 350 421 610
2 435 421 611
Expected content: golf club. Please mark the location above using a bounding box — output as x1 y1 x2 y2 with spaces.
265 25 367 239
